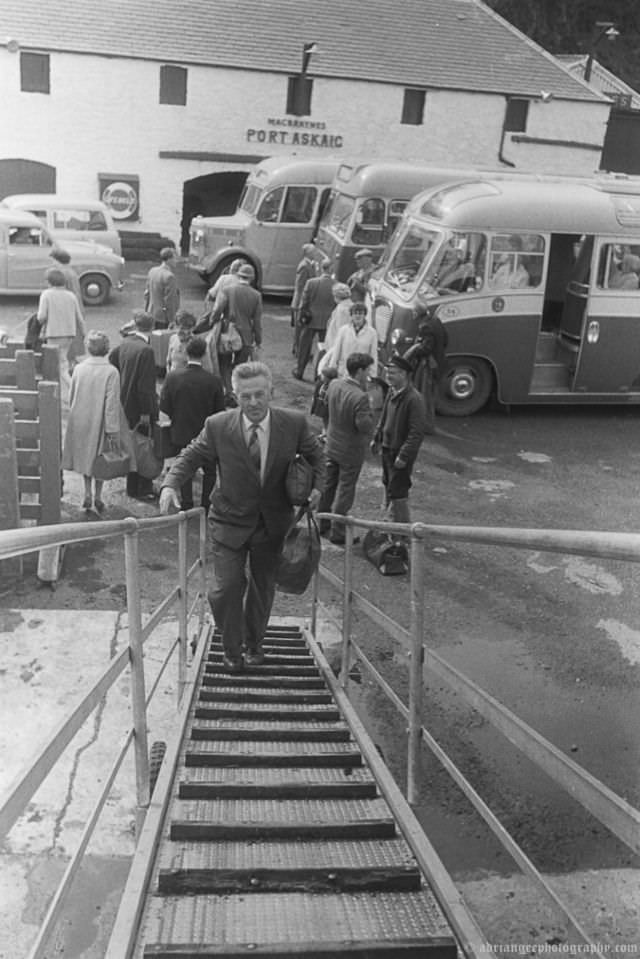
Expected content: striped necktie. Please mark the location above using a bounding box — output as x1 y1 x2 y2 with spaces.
248 423 261 473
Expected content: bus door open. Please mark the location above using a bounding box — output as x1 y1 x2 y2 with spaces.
569 237 640 393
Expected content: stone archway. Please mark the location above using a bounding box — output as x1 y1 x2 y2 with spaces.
0 158 56 198
180 171 248 255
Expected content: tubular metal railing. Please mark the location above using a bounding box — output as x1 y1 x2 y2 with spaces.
0 507 208 959
313 512 640 958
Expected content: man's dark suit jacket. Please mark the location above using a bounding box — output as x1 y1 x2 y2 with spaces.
162 407 325 549
300 274 335 331
159 363 224 449
109 333 158 429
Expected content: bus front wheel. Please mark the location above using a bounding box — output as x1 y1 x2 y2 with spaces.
206 254 254 288
436 357 493 416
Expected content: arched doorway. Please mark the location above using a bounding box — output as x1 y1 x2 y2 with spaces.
0 158 56 198
181 171 248 254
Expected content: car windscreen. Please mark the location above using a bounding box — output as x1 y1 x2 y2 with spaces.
383 222 441 297
318 192 355 240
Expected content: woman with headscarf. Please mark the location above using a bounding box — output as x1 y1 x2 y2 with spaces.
62 330 123 513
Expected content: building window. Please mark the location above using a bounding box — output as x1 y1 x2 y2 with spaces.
401 88 425 125
505 98 529 132
159 65 187 105
287 76 313 117
20 52 50 94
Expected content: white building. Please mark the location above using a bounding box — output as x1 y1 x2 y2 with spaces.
0 0 611 250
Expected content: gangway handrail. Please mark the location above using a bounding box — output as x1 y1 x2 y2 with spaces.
314 512 640 954
0 508 207 843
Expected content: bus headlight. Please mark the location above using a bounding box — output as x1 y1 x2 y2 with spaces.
192 229 204 243
390 327 403 347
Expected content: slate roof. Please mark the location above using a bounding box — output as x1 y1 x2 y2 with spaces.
2 0 604 102
556 54 640 108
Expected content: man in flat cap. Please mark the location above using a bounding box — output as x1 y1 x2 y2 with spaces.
371 353 426 525
347 248 376 304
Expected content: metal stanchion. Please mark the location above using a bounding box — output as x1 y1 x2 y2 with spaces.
124 526 150 835
407 525 425 804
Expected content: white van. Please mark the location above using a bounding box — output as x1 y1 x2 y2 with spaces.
1 195 122 255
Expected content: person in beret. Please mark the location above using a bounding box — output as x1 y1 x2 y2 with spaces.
347 248 376 304
370 353 426 525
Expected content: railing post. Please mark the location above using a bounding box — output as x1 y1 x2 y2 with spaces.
198 508 207 634
123 524 150 835
310 563 319 638
407 524 425 804
177 512 188 702
339 519 355 688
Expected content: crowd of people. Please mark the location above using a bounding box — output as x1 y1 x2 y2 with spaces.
38 240 448 671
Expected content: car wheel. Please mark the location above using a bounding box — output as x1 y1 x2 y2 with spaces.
80 273 110 306
436 356 493 416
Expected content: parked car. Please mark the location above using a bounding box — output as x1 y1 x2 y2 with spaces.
0 209 124 306
1 194 122 255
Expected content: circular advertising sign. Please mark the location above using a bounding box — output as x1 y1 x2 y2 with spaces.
102 181 139 220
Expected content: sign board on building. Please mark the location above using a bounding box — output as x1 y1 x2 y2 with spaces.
99 173 140 221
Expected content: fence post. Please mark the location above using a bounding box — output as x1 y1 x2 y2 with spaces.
124 524 150 836
407 524 425 804
339 521 355 688
198 509 207 635
38 381 61 526
0 399 21 579
177 513 188 702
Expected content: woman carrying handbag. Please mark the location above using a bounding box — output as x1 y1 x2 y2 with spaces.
62 330 126 513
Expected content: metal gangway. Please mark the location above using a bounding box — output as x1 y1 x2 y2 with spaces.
1 508 638 957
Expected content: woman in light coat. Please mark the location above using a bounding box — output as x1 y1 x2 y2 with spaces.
62 330 122 513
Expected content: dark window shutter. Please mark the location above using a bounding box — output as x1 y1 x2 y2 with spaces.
160 65 187 105
287 76 313 117
401 89 425 125
20 52 50 94
505 98 529 132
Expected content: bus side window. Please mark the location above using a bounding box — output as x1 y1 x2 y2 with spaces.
599 244 640 291
281 186 316 224
352 197 385 245
489 233 544 289
256 187 284 223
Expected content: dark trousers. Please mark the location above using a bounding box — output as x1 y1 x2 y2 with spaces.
126 471 154 498
381 447 412 505
207 520 282 661
295 325 323 377
180 466 215 510
317 457 364 541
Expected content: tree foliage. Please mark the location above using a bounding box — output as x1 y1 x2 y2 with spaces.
486 0 640 91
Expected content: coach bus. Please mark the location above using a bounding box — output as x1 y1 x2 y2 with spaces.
314 160 506 282
371 175 640 415
188 156 339 293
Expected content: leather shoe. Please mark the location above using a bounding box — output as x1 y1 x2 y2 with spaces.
245 650 265 667
223 654 244 673
292 369 304 381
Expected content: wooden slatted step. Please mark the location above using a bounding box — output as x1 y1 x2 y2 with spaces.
193 702 339 721
178 765 377 800
198 685 332 704
184 740 363 768
157 837 421 894
140 890 457 958
189 720 350 743
209 639 310 656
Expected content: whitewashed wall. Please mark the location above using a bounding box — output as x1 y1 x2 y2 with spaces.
0 49 610 244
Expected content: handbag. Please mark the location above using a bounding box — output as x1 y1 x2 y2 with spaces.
92 448 131 480
131 421 164 479
154 422 179 459
276 506 322 595
285 453 314 506
362 529 409 576
24 313 44 351
218 319 243 354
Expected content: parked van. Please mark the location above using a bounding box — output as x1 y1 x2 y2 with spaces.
0 208 124 305
372 175 640 414
188 156 340 293
1 195 122 255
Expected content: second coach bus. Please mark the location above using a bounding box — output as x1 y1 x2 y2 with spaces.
371 175 640 415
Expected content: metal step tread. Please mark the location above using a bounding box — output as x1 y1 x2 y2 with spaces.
171 796 392 823
194 702 339 720
189 718 350 741
209 641 310 656
140 890 456 954
198 685 331 703
185 738 361 762
180 765 375 787
205 660 319 676
158 837 417 873
201 674 325 689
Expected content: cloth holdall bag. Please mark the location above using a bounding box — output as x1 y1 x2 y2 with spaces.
218 319 243 354
362 528 409 576
276 505 322 595
131 421 164 479
285 453 314 506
